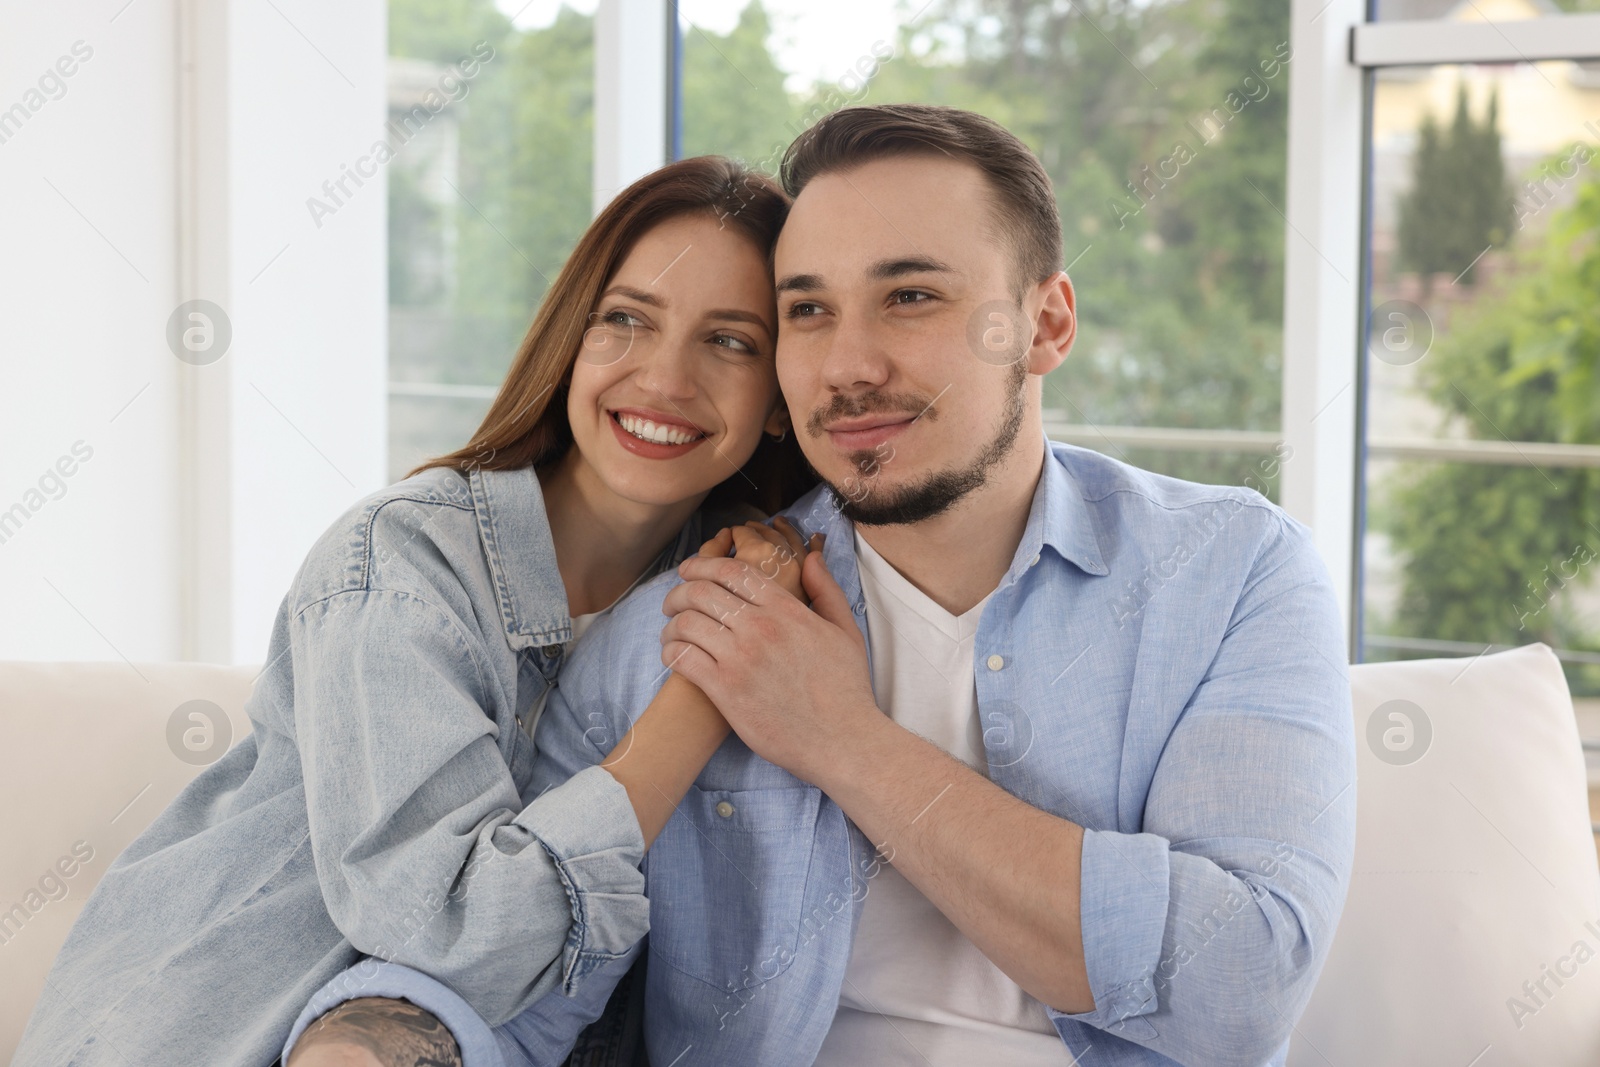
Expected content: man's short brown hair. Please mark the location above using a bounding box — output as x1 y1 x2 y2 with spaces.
779 104 1063 295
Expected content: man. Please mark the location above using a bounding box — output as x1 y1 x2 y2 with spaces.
288 103 1355 1066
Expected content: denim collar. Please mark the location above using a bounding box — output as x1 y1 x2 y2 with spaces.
469 465 572 650
467 464 703 651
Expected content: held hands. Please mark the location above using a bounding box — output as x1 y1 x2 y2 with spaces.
692 514 817 604
662 516 879 784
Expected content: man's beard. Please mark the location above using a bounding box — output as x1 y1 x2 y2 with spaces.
827 358 1028 527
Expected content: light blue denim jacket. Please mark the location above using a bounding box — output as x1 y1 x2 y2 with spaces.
319 437 1358 1067
14 463 703 1067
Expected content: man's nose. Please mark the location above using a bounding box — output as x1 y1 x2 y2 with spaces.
819 314 891 392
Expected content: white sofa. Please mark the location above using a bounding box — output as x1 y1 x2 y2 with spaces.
2 645 1597 1064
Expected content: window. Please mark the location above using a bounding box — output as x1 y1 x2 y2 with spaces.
385 0 597 481
1350 3 1600 844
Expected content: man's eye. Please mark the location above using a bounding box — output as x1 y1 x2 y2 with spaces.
891 289 932 306
785 302 822 319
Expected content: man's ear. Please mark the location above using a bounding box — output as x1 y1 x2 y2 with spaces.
1027 271 1076 377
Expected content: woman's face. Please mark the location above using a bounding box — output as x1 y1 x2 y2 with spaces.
565 212 786 509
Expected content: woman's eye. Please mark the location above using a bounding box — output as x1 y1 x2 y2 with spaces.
602 309 641 327
711 334 755 354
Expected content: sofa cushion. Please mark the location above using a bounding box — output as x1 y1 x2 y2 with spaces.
0 660 257 1056
1293 644 1600 1065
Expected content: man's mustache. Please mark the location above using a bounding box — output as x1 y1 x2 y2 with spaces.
805 392 939 437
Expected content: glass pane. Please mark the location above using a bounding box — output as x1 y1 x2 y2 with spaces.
677 0 1290 497
1361 61 1600 704
1372 0 1600 21
385 0 596 482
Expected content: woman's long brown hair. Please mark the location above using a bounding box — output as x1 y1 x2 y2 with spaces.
410 156 816 516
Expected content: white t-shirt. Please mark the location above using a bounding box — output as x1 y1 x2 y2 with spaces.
812 530 1071 1066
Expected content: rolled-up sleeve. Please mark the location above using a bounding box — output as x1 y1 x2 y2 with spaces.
1049 512 1357 1066
288 588 649 1030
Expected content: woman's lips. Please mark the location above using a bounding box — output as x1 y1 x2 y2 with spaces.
608 411 708 459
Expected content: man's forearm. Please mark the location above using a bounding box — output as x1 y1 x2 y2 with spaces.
815 710 1095 1014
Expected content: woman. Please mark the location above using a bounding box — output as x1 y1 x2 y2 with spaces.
13 156 817 1067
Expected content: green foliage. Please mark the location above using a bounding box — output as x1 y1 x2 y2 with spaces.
388 0 510 62
387 0 594 389
1381 156 1600 684
680 2 796 169
1396 84 1514 287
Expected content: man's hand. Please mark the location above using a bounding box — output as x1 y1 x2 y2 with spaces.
660 533 879 783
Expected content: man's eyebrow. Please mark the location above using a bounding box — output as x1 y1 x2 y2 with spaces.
775 273 824 295
775 256 959 294
868 255 961 280
601 285 664 306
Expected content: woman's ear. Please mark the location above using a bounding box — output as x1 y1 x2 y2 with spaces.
764 400 792 439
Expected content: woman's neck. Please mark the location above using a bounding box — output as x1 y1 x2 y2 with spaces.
537 450 704 618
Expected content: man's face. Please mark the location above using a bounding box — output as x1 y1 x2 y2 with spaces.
773 155 1054 525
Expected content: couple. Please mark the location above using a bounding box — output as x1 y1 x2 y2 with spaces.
17 104 1356 1067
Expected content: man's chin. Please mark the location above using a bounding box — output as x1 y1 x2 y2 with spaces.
825 466 982 527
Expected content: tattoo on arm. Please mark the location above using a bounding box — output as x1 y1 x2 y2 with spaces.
288 996 464 1067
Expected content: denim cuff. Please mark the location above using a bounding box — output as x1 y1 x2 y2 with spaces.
523 763 651 996
1049 829 1171 1039
281 959 518 1067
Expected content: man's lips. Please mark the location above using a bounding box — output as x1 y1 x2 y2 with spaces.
824 415 916 452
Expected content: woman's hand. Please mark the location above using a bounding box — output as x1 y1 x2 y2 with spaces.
694 515 820 605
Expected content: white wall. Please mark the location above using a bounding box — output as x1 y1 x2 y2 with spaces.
0 0 388 665
0 0 183 662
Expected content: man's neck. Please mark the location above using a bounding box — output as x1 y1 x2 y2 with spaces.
854 430 1047 618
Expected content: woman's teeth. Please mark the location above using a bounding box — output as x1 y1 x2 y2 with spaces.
615 412 703 446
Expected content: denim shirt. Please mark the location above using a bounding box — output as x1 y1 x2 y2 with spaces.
342 438 1358 1067
13 463 702 1067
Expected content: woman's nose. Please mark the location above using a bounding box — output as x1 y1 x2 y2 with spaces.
632 334 699 401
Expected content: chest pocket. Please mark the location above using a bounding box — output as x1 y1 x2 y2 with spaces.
645 783 823 992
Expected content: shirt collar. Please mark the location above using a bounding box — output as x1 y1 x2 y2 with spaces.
1030 434 1110 578
469 465 571 649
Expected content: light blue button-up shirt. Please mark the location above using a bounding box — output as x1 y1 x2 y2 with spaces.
338 436 1358 1067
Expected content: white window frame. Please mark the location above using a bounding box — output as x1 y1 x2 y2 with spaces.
1286 2 1600 657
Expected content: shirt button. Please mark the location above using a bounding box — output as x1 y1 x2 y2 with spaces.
715 801 735 818
852 601 866 616
1030 554 1040 567
541 644 560 658
986 654 1005 671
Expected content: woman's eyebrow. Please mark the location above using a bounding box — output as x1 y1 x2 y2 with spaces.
707 308 771 331
601 284 663 306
